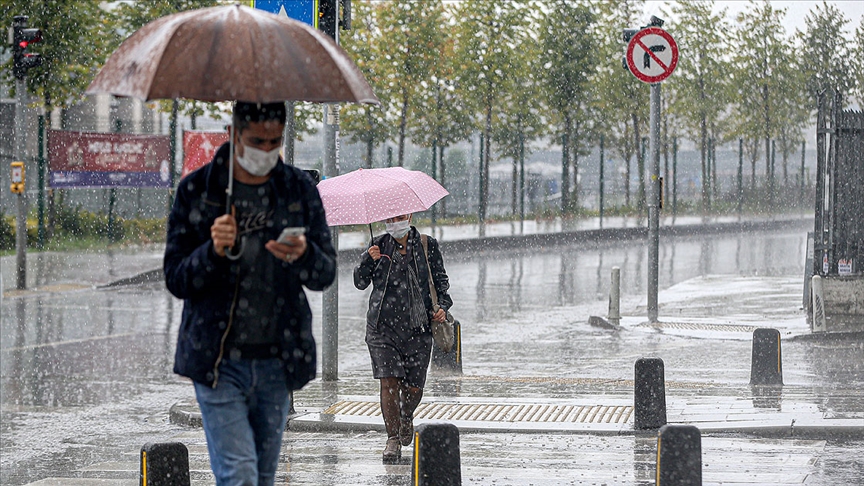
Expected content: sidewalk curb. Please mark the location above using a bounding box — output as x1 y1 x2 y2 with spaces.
168 400 864 440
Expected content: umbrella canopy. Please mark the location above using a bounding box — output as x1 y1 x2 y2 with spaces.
86 4 378 104
317 167 449 226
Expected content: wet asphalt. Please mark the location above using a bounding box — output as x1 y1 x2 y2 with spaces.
1 215 863 485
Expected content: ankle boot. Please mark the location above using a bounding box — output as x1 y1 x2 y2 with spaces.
383 436 401 463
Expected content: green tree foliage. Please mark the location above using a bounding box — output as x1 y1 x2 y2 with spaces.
730 0 794 196
663 0 730 212
340 0 392 168
491 18 543 215
592 0 648 210
537 0 597 213
797 2 854 109
410 38 474 218
377 0 446 167
853 18 864 108
450 0 529 227
0 1 119 110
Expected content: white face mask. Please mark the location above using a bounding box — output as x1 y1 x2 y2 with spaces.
236 144 280 177
385 220 411 239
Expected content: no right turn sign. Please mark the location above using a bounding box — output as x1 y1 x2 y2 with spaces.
626 27 679 84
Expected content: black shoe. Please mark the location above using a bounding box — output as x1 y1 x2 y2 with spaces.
399 416 414 446
383 437 401 463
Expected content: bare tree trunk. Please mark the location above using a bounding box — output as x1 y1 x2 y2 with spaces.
439 145 447 218
562 114 572 213
631 112 641 212
365 109 374 169
398 90 408 167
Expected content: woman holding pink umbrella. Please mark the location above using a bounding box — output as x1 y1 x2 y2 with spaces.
353 213 452 463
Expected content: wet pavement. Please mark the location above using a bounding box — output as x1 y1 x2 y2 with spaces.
2 215 864 485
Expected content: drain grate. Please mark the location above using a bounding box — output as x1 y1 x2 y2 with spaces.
322 401 633 424
636 321 758 332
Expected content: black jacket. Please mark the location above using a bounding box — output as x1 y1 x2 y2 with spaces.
353 228 452 330
164 142 336 390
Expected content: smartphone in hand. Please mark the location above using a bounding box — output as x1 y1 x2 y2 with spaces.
277 227 305 245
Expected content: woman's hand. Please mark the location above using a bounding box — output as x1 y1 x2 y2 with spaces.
431 308 446 322
368 245 381 261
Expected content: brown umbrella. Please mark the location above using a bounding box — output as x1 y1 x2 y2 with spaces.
86 4 378 104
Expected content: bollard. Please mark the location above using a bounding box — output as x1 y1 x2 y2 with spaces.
140 442 190 486
656 425 702 485
750 328 783 386
608 266 621 323
810 275 827 332
412 423 461 486
431 320 463 374
634 357 666 430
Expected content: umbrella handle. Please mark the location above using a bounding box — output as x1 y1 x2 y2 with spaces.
225 235 245 261
369 223 374 244
226 121 235 214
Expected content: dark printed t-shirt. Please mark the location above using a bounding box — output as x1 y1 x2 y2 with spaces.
226 180 280 358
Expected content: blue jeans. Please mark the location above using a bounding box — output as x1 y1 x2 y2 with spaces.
194 358 291 486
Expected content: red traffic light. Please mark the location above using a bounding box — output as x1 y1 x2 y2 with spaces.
12 18 43 79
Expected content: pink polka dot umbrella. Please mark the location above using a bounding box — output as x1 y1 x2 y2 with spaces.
316 167 449 237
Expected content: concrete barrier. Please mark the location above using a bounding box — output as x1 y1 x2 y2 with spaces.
656 425 702 485
140 442 189 486
412 423 461 486
634 357 666 430
750 328 783 386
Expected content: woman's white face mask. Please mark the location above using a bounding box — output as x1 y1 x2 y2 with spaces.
236 144 280 177
385 219 411 239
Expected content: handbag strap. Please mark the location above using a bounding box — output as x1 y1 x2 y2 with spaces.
420 234 438 307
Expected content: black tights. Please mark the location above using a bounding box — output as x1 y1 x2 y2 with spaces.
379 377 423 439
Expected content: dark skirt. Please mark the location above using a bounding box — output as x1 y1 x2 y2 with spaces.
366 324 432 388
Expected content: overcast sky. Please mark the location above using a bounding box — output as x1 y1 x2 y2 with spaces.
642 1 864 38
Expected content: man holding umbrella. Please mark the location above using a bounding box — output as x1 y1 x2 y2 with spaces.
164 101 336 484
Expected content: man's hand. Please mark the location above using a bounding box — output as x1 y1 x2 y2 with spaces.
266 235 307 263
368 245 381 261
211 208 237 257
432 308 446 323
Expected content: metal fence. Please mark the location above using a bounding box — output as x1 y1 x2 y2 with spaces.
814 92 864 276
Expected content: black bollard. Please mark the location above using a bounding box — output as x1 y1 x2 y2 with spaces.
656 425 702 485
431 320 463 373
140 442 190 486
750 328 783 385
634 357 667 430
412 423 461 486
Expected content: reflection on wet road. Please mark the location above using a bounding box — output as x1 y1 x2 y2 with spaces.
2 228 863 485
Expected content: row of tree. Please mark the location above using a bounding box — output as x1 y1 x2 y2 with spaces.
339 0 864 218
3 0 863 219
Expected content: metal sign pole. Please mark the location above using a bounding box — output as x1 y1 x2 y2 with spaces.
320 0 340 382
647 83 661 322
14 78 28 290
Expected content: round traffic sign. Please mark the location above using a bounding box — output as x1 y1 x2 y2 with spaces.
626 27 678 84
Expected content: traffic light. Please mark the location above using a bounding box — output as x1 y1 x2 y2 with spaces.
12 16 43 80
318 0 338 39
318 0 351 39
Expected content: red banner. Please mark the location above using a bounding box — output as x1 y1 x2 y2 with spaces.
182 130 229 178
48 130 171 188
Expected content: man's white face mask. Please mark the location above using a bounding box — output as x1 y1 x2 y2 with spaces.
236 144 280 177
